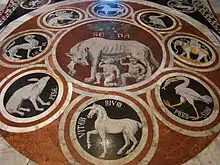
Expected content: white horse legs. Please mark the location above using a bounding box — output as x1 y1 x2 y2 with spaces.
117 132 130 154
86 130 98 149
87 130 108 158
87 130 138 157
99 132 107 158
125 134 138 155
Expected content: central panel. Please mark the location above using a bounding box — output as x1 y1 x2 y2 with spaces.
54 20 163 91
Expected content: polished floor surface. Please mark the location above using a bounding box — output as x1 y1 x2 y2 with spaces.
0 0 220 165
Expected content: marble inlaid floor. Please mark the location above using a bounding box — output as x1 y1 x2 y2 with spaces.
0 0 219 165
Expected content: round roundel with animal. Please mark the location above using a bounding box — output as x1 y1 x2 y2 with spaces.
160 76 214 121
75 99 142 159
169 37 214 66
3 73 58 118
43 9 80 28
55 20 163 88
91 2 128 18
20 0 51 10
139 11 175 30
3 33 49 62
167 0 197 13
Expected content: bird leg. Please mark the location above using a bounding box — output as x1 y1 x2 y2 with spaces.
163 100 183 109
189 104 200 120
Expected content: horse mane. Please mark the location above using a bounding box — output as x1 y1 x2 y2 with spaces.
95 104 108 120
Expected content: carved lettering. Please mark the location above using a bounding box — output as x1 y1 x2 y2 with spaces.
93 32 105 37
105 100 122 108
77 117 86 138
49 87 58 100
174 109 189 119
201 107 212 118
117 33 131 39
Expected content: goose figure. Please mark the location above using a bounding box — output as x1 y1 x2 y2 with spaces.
162 76 212 120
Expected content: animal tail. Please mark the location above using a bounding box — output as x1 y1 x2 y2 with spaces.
202 95 212 104
5 41 15 51
173 41 180 54
137 121 142 128
123 8 126 13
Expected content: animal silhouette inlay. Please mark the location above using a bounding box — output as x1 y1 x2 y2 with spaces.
162 76 213 120
5 34 45 60
95 4 125 16
6 76 51 116
66 37 159 84
82 103 142 158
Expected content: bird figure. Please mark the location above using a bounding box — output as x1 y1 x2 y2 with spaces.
161 76 212 120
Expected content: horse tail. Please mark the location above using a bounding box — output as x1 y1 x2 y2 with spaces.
137 121 142 128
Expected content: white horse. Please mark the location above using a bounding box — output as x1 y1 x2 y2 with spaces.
83 103 142 158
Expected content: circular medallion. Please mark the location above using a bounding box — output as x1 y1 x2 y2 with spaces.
88 2 131 18
20 0 51 10
59 94 158 164
74 99 143 160
151 68 220 136
167 0 197 13
3 33 49 62
53 19 165 92
138 11 176 30
3 73 58 118
40 8 84 29
160 76 214 121
167 35 218 70
0 65 71 132
0 30 52 67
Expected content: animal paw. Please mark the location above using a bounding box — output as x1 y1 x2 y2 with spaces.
45 102 51 106
68 70 76 76
19 108 31 112
36 108 44 111
100 153 105 158
117 150 123 155
125 149 132 155
93 81 100 84
87 143 91 149
84 77 95 83
15 111 24 116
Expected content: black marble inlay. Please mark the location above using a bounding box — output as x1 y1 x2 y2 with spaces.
140 12 174 29
5 34 48 61
4 73 59 118
160 76 214 121
75 99 142 159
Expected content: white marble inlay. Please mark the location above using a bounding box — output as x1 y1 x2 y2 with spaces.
0 0 9 12
183 134 220 165
0 136 30 165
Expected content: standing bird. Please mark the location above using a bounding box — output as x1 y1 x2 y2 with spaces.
162 76 212 120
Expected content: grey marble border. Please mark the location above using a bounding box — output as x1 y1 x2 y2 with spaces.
0 136 38 165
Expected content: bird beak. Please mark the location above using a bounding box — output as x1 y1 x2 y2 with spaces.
167 77 178 82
